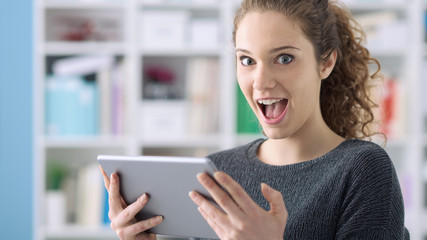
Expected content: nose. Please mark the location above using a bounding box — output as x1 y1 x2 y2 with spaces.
252 63 276 90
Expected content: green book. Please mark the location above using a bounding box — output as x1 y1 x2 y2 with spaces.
236 85 261 134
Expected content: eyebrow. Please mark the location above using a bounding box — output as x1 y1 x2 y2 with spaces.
235 45 301 54
270 46 301 53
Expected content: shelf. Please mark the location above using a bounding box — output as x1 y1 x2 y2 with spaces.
140 47 222 57
139 134 223 148
370 48 407 58
44 225 115 239
137 0 220 10
43 136 129 148
44 1 125 10
44 42 126 55
344 1 408 12
383 137 410 148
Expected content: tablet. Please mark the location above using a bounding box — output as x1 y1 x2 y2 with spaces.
97 155 219 239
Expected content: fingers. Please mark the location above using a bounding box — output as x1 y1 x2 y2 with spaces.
213 172 257 213
100 165 110 192
109 173 126 216
118 194 148 224
104 171 164 240
113 216 163 240
189 190 230 225
109 191 164 239
190 190 228 238
196 173 244 217
261 183 287 219
198 206 226 238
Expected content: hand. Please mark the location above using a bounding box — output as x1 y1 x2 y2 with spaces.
189 172 287 240
100 166 163 240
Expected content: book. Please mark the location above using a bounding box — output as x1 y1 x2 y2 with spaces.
48 55 126 136
423 61 427 117
353 10 407 51
186 58 219 135
75 163 108 226
111 59 126 135
236 84 260 134
371 76 406 140
59 162 110 226
52 55 114 76
45 75 99 136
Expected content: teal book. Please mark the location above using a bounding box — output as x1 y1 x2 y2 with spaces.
103 187 110 225
45 75 99 136
236 84 261 134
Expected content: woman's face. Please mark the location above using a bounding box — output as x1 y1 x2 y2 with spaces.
235 11 334 139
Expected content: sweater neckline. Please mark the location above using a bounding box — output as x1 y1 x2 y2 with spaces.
246 138 356 170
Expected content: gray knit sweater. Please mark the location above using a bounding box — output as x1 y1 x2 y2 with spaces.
207 138 410 239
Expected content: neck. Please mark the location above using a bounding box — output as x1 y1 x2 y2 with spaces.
257 117 345 166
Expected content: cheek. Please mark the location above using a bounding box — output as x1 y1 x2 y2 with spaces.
290 71 322 110
237 74 252 99
236 67 252 92
237 73 258 110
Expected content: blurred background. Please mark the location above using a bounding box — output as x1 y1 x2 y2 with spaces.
1 0 427 239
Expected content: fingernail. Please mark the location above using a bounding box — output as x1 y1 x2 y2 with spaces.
197 173 211 183
155 216 163 223
189 191 199 203
214 171 224 181
139 193 147 202
262 183 274 194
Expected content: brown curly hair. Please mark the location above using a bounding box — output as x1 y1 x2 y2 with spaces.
233 0 383 140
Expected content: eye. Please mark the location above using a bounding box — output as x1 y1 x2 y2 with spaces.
277 54 294 64
240 56 255 66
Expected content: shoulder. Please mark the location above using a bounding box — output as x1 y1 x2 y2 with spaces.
337 139 401 208
335 140 406 239
339 139 388 159
338 139 393 173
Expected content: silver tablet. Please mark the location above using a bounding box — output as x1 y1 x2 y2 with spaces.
97 155 219 239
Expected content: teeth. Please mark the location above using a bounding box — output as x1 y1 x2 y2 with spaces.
257 99 283 105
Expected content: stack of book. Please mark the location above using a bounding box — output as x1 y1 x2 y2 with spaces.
45 55 126 137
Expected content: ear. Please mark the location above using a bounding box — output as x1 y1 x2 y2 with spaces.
319 50 337 80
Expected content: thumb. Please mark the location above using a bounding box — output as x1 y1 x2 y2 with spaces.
261 183 287 217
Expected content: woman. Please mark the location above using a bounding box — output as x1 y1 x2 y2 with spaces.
102 0 410 239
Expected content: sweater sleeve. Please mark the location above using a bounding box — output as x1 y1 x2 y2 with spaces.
335 146 409 240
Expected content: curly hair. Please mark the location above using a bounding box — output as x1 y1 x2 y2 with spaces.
233 0 383 140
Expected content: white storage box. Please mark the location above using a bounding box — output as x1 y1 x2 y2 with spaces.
140 10 190 50
190 19 219 50
139 100 189 140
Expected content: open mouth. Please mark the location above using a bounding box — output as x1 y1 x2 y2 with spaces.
257 98 288 123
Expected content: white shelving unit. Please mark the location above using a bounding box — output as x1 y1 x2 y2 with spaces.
34 0 238 239
33 0 427 239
